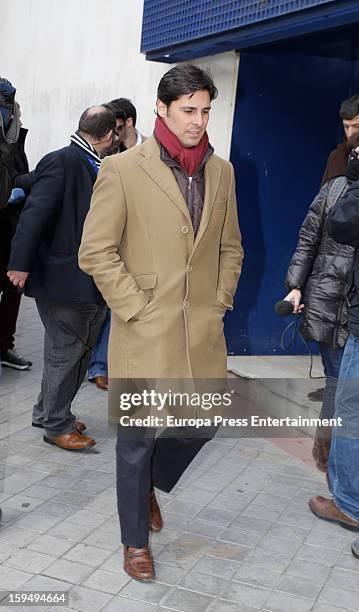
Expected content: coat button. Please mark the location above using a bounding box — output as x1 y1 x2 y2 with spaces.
181 225 189 234
186 265 193 272
183 300 189 309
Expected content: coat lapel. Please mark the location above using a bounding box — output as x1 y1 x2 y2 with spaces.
139 139 192 224
191 155 222 255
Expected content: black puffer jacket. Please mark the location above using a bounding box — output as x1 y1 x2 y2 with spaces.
285 177 355 348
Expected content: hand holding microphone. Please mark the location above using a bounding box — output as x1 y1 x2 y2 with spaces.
274 289 304 316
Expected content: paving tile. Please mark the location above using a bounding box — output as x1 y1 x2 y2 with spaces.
82 568 130 594
193 554 241 580
64 543 113 567
100 552 128 574
196 507 237 526
204 540 252 563
170 532 213 554
336 552 359 572
304 529 352 551
274 573 322 599
155 545 202 570
263 590 314 612
285 558 331 583
4 548 56 573
150 562 187 586
0 541 18 563
69 585 112 612
244 548 292 573
240 504 282 522
232 563 280 589
1 493 45 513
102 597 156 612
182 518 225 539
295 543 339 566
34 501 79 519
164 499 205 518
312 604 354 612
119 579 171 605
0 526 38 547
12 512 61 533
179 569 228 597
0 565 33 589
44 558 93 583
160 586 215 611
27 534 76 556
83 528 121 551
220 580 270 608
47 519 95 542
161 512 190 531
267 523 310 542
257 534 302 557
219 526 262 547
206 600 259 612
68 508 109 528
318 584 359 610
230 514 272 534
327 566 359 592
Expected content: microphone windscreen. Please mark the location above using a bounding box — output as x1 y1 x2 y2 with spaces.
274 300 294 316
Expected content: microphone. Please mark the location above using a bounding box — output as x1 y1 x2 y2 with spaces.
274 300 294 316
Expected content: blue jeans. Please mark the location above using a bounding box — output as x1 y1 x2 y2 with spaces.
319 342 345 420
328 333 359 521
88 308 110 379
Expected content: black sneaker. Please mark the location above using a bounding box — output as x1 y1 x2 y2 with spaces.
0 349 32 370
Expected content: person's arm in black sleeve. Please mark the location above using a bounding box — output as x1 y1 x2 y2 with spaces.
13 170 36 196
327 180 359 247
8 152 64 273
285 181 330 290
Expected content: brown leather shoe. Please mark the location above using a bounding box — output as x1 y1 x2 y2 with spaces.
90 376 108 390
312 426 331 473
43 431 96 451
149 490 163 532
309 496 359 531
123 546 154 581
33 420 86 432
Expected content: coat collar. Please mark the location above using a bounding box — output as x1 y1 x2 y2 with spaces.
138 136 222 253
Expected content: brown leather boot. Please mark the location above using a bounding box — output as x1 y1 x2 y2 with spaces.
312 426 331 473
309 496 359 531
123 546 154 581
149 490 163 532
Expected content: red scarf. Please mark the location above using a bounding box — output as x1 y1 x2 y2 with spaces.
154 116 209 177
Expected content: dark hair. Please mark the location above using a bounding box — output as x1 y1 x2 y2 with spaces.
340 94 359 120
108 98 137 127
78 106 115 139
104 102 127 123
157 64 218 107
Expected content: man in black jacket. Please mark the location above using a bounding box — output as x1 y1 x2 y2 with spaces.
309 148 359 533
7 106 117 451
0 78 34 370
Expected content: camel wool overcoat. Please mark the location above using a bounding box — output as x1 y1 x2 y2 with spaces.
79 137 243 383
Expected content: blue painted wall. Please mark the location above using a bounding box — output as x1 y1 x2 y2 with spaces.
226 50 359 355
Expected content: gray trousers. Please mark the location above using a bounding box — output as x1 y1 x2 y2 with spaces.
33 297 106 437
116 425 217 547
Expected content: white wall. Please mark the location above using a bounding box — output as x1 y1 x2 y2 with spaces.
1 0 239 167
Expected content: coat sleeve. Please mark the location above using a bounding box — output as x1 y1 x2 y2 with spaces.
13 170 35 196
327 180 359 247
285 182 330 290
8 153 64 272
78 157 149 322
217 163 243 309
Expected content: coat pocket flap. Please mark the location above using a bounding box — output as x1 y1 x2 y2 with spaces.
134 273 158 290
